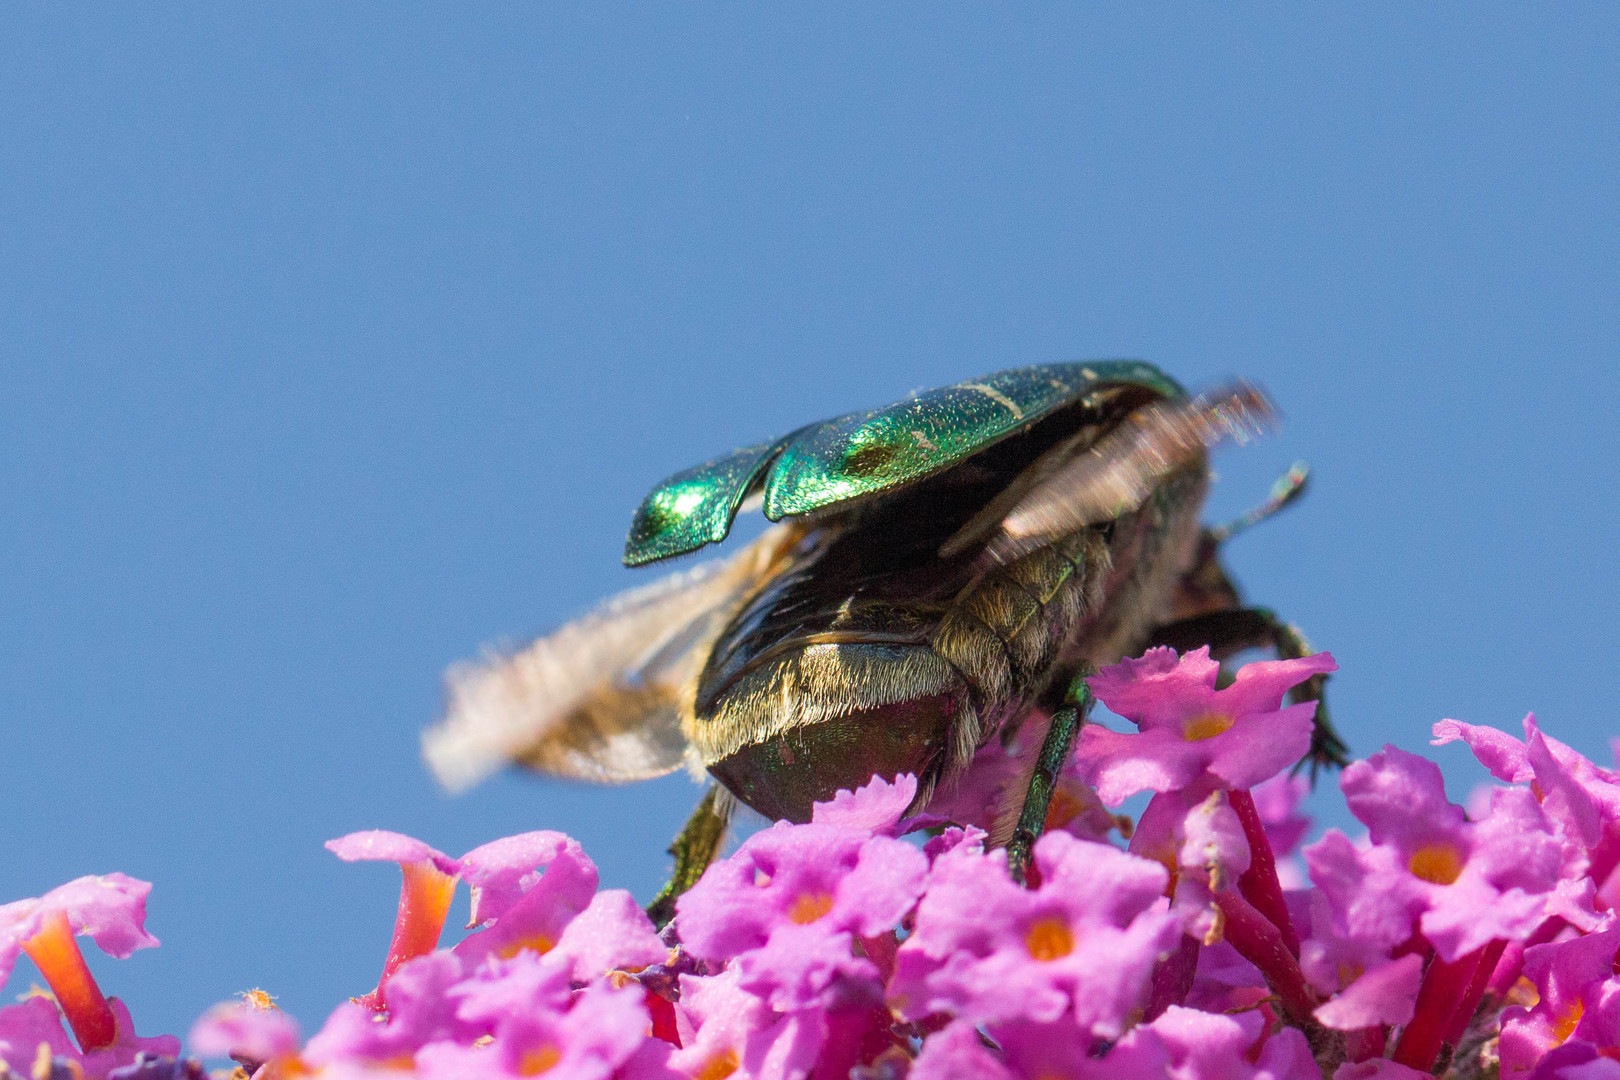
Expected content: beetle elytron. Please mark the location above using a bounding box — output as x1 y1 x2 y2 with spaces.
423 361 1343 909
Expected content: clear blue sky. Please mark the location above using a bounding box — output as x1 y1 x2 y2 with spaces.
2 5 1616 1044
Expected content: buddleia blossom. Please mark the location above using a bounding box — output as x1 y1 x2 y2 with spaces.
1497 923 1620 1079
1072 645 1336 803
675 774 928 1012
5 648 1620 1080
0 876 178 1079
1305 744 1565 961
890 829 1181 1036
1128 778 1252 943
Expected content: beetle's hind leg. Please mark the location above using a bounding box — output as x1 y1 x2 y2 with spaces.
645 784 733 929
1147 607 1348 776
1005 673 1096 886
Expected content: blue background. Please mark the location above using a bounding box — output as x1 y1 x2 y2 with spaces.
2 5 1616 1047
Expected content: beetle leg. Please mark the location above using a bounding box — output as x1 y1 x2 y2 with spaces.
645 784 733 929
1147 608 1349 776
1208 461 1310 544
1006 673 1096 886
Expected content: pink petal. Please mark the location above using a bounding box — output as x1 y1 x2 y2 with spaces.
1090 647 1222 730
1431 719 1532 783
1313 954 1423 1030
549 890 667 982
1335 1059 1436 1080
1212 651 1336 721
190 1000 302 1062
458 832 595 926
811 773 918 835
1073 725 1208 805
1206 703 1316 791
325 831 460 876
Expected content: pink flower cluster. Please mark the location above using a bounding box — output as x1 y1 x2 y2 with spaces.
3 646 1619 1080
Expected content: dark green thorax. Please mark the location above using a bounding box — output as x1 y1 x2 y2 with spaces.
623 360 1183 567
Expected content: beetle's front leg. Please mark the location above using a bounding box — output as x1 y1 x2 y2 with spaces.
1147 607 1348 775
645 784 733 929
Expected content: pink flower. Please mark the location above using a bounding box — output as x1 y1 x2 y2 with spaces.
325 830 462 1010
415 977 651 1080
1145 1005 1318 1080
1312 953 1424 1031
909 1019 1020 1080
0 997 78 1076
0 874 160 987
913 1017 1173 1080
1527 1042 1620 1080
1074 646 1336 804
189 996 300 1067
668 968 823 1080
303 951 477 1067
677 776 929 1011
809 772 919 835
1298 890 1420 1027
455 831 588 926
0 996 179 1080
1434 715 1620 845
1306 745 1565 960
1434 718 1606 928
452 837 599 968
1499 924 1620 1079
1128 779 1251 943
548 889 667 982
1185 940 1268 1014
1334 1060 1436 1080
0 875 165 1059
890 831 1180 1038
1252 773 1313 859
914 1009 1314 1080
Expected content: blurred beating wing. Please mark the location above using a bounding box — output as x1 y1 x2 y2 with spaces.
975 382 1277 566
423 524 804 792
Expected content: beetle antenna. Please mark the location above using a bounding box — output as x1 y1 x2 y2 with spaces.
1210 461 1310 544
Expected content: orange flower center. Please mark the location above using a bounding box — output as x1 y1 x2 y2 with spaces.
519 1045 561 1075
1024 916 1074 961
497 934 556 960
1554 1000 1586 1045
788 892 835 925
695 1049 741 1080
1407 844 1463 886
1183 712 1234 741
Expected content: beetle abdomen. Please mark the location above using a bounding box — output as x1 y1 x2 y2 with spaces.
687 527 1114 821
701 643 964 822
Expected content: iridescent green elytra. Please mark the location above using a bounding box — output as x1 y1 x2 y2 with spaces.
623 361 1181 567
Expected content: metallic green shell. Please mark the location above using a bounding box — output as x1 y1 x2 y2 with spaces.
623 360 1182 567
623 441 783 567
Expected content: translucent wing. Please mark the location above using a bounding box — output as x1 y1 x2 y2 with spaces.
423 524 804 792
974 382 1277 566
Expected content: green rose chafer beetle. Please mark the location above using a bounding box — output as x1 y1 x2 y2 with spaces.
424 360 1344 916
